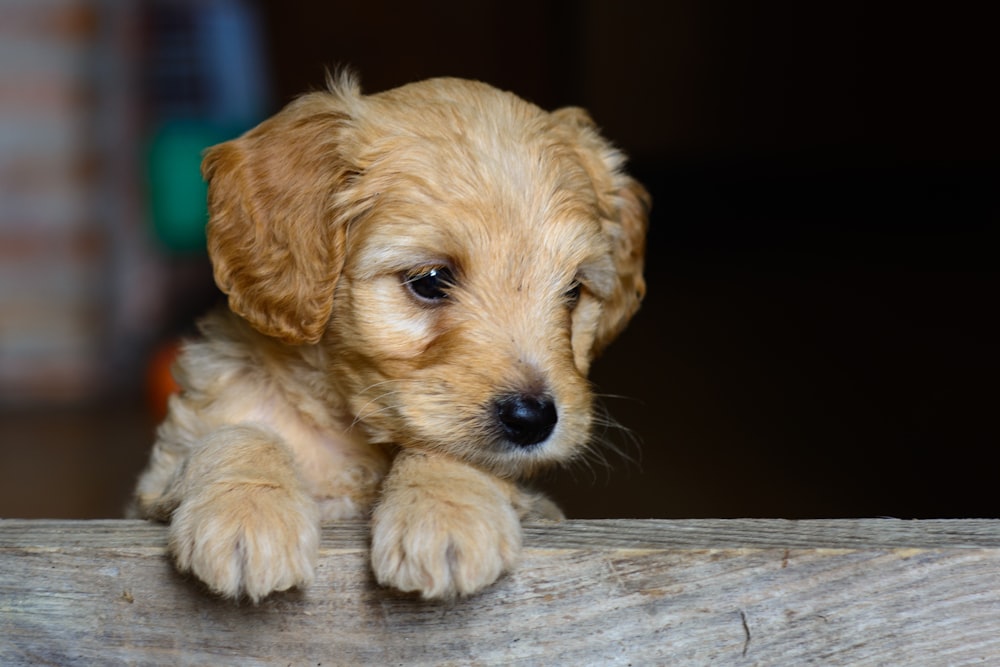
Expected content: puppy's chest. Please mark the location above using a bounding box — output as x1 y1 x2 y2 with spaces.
302 431 390 520
240 392 390 519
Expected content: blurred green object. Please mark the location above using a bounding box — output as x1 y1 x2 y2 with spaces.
147 121 244 253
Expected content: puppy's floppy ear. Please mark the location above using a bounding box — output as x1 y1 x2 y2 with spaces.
203 90 358 344
552 107 651 356
596 174 650 354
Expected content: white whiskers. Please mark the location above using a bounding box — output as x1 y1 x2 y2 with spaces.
348 379 404 431
562 394 643 484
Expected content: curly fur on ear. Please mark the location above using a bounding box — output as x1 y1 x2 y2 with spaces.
203 80 361 345
551 107 651 356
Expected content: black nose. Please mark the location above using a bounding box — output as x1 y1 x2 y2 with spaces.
495 394 558 447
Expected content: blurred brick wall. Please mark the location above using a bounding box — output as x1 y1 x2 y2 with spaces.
0 1 162 404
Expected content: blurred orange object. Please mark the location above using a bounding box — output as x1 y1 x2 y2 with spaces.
146 339 181 422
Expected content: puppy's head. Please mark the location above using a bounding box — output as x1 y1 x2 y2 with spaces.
204 74 649 476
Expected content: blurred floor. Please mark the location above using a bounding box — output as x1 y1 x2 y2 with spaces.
0 402 154 519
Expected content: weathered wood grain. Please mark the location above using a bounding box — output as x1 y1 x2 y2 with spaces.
2 519 999 665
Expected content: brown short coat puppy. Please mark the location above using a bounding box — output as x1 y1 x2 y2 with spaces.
131 74 649 601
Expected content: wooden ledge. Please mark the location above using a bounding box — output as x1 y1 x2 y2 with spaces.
2 519 1000 665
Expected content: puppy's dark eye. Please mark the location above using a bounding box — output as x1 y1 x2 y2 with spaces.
565 281 582 307
404 267 454 302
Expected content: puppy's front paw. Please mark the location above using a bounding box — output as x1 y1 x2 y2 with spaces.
370 458 522 599
169 482 319 602
371 498 521 599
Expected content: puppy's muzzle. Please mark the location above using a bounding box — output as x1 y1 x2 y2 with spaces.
494 393 558 447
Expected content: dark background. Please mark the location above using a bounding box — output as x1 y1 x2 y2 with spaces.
1 1 996 520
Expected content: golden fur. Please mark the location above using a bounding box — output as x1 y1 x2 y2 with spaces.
130 74 649 601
